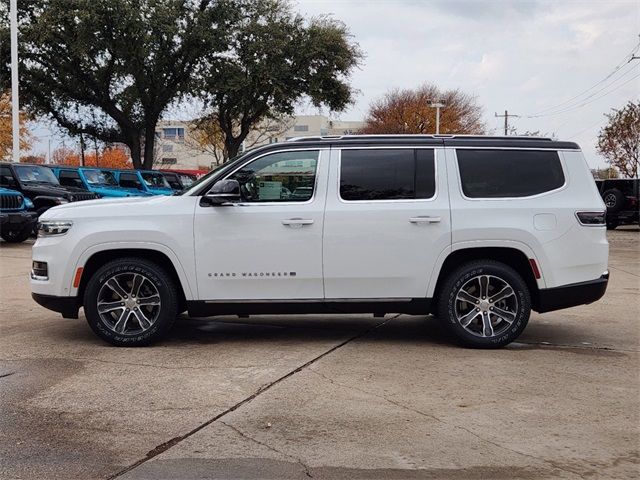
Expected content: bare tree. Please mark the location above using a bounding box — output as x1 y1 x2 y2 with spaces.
597 101 640 178
187 115 294 165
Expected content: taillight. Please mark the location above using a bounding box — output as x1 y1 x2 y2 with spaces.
576 211 606 226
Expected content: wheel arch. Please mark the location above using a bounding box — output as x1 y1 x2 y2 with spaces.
430 245 542 311
76 247 191 312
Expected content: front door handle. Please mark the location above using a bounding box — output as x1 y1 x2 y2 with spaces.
409 216 441 224
282 218 314 226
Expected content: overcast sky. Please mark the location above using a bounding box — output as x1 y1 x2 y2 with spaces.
293 0 640 169
31 0 639 169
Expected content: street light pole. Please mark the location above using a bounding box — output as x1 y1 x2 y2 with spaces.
429 101 446 135
10 0 20 163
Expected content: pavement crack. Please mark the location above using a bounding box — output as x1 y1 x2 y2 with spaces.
516 342 638 353
608 264 640 278
108 315 395 479
221 421 313 477
0 372 15 379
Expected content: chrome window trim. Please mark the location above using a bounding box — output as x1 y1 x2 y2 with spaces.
452 147 569 201
336 146 439 204
202 148 325 207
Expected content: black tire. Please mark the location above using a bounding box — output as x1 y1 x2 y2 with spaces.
83 257 178 346
602 189 625 213
436 260 531 348
606 219 618 230
1 227 32 243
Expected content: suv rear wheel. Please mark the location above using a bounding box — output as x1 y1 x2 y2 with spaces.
437 260 531 348
83 258 178 346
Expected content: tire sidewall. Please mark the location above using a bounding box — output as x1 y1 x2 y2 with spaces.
84 259 177 346
439 262 531 348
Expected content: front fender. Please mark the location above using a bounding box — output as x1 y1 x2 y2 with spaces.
73 241 196 300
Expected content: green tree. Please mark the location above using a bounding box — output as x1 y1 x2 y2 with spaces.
198 0 362 159
0 0 234 169
597 100 640 179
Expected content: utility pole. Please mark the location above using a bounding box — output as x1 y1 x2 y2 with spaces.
429 101 446 134
495 110 520 135
10 0 19 162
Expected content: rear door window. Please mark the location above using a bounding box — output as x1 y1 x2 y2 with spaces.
456 149 565 198
340 149 436 201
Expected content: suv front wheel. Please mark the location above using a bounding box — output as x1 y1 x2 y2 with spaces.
437 260 531 348
83 258 178 346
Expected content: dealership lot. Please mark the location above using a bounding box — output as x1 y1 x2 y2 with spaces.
0 229 638 480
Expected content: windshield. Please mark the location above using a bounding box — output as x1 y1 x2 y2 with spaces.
178 174 195 188
15 165 60 185
83 170 118 186
141 172 170 188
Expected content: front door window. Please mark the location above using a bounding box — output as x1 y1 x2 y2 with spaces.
228 151 319 202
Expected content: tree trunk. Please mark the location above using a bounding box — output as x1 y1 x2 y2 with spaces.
225 136 244 160
142 125 157 170
129 136 142 169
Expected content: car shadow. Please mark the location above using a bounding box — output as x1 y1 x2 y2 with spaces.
163 313 455 347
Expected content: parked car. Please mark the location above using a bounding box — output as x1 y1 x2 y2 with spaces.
594 178 639 229
160 170 198 191
0 187 38 243
112 169 173 196
0 162 98 216
50 166 155 198
31 135 609 348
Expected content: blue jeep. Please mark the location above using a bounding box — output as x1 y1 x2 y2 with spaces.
50 166 154 198
0 187 38 243
112 169 174 196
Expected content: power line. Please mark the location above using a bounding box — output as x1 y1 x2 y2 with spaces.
523 37 640 118
528 69 640 119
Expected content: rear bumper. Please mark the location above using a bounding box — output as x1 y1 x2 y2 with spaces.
536 271 609 313
31 293 79 319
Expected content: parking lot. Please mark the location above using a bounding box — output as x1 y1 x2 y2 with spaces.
0 228 638 480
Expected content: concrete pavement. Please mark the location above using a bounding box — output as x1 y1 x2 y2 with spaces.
1 228 638 479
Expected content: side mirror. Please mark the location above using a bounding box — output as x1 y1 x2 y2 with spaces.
201 179 241 206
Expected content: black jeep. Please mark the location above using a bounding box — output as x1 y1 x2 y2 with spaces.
595 178 640 229
0 163 98 217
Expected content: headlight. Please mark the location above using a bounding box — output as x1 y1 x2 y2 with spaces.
24 197 34 209
38 220 73 236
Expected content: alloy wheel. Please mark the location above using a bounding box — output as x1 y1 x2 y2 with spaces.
454 274 518 338
97 273 161 335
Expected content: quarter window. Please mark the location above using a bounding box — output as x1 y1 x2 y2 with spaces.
340 149 436 201
457 149 565 198
228 150 319 202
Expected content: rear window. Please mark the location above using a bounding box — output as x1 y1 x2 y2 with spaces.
457 149 565 198
340 149 436 201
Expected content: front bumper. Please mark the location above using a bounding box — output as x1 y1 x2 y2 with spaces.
31 293 79 319
0 211 38 232
536 271 609 313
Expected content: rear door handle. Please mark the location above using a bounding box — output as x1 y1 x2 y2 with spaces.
282 218 314 226
409 216 441 224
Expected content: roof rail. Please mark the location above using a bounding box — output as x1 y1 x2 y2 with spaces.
286 134 553 142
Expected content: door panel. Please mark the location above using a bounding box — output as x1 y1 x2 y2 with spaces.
194 149 328 300
323 147 451 299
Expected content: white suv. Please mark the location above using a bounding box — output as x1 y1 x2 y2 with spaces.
31 135 609 348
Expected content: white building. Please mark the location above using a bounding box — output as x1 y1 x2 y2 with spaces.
155 115 365 171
